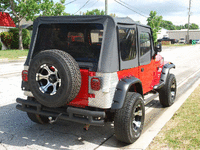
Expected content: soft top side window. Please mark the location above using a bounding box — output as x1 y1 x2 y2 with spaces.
140 32 151 57
118 28 137 61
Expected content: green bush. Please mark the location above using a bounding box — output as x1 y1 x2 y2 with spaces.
0 28 31 49
0 41 2 50
9 28 31 49
0 32 13 49
9 28 18 49
22 29 31 48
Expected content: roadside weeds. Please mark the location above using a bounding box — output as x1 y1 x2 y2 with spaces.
146 84 200 150
0 49 28 60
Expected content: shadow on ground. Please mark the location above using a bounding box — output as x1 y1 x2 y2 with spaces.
0 103 117 150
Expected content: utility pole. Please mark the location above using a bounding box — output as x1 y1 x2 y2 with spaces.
187 0 191 43
105 0 108 15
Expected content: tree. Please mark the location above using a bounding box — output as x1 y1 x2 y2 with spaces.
1 0 66 50
175 25 185 30
185 23 199 29
83 9 117 17
147 11 162 43
63 12 71 16
40 0 66 17
84 9 105 15
160 20 176 30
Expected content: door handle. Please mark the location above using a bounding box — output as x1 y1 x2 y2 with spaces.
141 68 144 72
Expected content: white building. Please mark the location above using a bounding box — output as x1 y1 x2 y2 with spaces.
157 28 168 39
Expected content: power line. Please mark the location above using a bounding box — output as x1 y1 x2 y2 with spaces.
74 0 91 15
87 0 100 9
118 0 147 16
114 0 147 18
64 0 77 6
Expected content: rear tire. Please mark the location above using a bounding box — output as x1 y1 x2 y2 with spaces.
27 113 49 124
114 92 145 144
159 74 177 107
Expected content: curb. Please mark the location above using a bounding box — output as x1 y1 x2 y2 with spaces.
0 58 26 63
96 69 200 150
129 78 200 150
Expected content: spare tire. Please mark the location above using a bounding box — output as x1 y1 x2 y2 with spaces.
28 49 81 107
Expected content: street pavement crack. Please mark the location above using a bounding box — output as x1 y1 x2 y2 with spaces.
93 134 114 150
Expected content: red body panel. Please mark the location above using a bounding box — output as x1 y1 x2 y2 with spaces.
117 54 164 94
139 55 164 94
117 67 139 80
68 69 90 108
68 69 96 108
69 54 164 107
139 61 155 94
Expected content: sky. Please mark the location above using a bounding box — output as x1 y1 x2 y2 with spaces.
54 0 200 26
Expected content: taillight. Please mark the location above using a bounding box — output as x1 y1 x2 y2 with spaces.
91 77 101 91
22 70 28 82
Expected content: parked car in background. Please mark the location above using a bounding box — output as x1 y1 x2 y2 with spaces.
157 37 178 44
179 38 186 44
195 39 200 44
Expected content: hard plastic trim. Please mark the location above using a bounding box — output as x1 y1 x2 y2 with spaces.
111 77 142 110
153 62 175 90
16 98 105 126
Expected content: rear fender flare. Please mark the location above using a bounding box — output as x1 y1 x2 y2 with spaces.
111 77 143 110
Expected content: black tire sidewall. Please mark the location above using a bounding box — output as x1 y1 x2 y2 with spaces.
159 73 177 107
167 74 177 106
114 92 145 144
130 97 145 140
27 112 49 124
28 52 73 107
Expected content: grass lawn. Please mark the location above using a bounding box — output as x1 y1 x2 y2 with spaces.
0 49 28 60
162 44 194 47
147 85 200 150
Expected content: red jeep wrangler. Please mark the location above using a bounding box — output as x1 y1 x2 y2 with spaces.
16 16 176 144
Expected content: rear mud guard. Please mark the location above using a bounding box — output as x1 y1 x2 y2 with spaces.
111 77 143 110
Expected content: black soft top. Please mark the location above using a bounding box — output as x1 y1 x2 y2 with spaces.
32 15 149 26
26 15 151 73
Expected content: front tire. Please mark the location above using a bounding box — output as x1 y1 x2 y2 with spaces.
114 92 145 144
159 74 177 107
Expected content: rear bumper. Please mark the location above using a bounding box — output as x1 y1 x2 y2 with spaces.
16 98 105 126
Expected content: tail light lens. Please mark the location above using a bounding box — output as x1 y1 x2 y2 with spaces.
91 77 101 91
22 70 28 82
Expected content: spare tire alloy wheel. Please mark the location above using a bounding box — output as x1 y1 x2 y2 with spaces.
37 64 61 95
28 50 81 108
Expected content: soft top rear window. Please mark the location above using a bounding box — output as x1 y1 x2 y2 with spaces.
34 23 104 63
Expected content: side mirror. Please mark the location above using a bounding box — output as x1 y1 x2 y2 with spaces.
155 42 162 52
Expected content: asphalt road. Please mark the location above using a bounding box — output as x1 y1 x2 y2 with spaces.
0 45 200 150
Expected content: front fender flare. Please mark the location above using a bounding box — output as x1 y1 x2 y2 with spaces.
154 62 175 90
111 77 142 110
